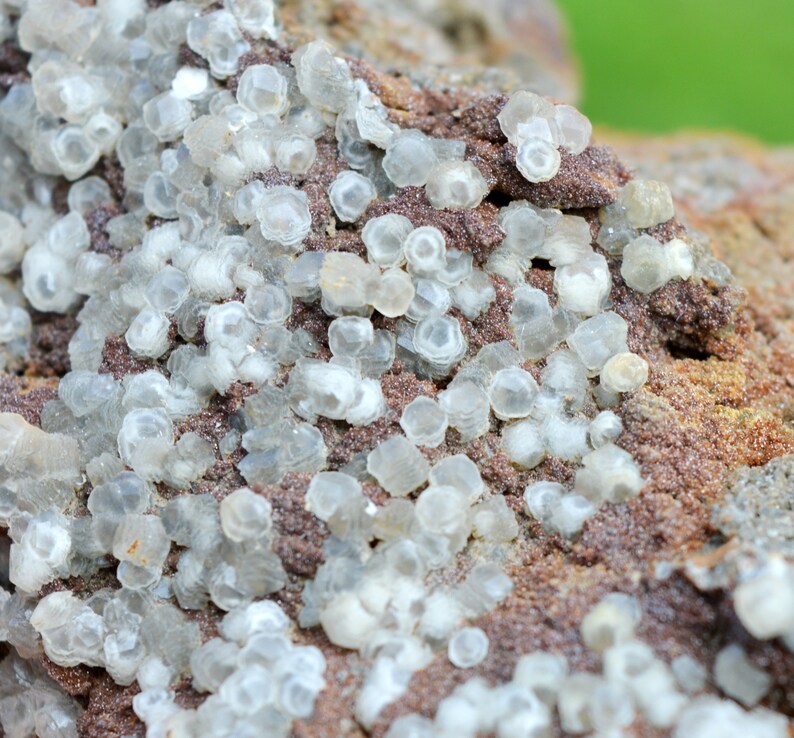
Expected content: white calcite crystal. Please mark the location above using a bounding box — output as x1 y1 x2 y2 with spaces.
589 410 623 448
405 279 452 323
172 67 210 101
275 131 317 174
413 315 467 375
404 226 447 278
400 396 448 447
672 654 708 696
31 591 106 668
329 170 377 222
550 494 596 538
362 213 412 267
513 651 569 704
372 268 416 318
117 408 174 480
112 514 171 589
619 179 675 229
190 638 240 693
327 317 374 360
438 248 473 288
542 349 587 406
554 252 612 316
52 125 102 180
0 411 81 486
429 454 484 504
187 10 250 79
502 419 545 468
319 252 380 312
448 627 489 668
621 234 694 293
367 436 430 497
674 698 788 738
415 484 470 540
142 92 193 143
713 645 772 707
236 64 289 116
228 0 279 40
293 39 355 113
245 283 292 325
567 312 629 371
600 351 650 394
488 366 539 420
472 495 518 542
306 471 364 527
383 130 437 187
523 481 565 524
257 186 312 248
509 286 561 359
733 558 794 639
9 511 71 594
498 91 556 146
451 269 495 320
0 212 26 274
438 381 491 441
219 487 273 542
425 161 489 210
287 358 358 420
576 443 644 504
22 213 89 313
554 104 593 155
580 593 641 652
146 266 190 314
125 307 171 359
516 138 561 183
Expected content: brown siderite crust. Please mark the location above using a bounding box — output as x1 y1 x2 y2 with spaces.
26 311 80 378
1 33 792 738
98 336 156 381
84 204 126 260
0 374 58 426
0 39 28 90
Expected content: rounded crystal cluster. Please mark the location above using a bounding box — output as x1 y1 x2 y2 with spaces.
388 594 785 738
597 178 684 259
0 1 728 737
498 90 592 183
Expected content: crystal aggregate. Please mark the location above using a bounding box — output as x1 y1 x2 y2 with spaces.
386 593 785 738
0 1 758 737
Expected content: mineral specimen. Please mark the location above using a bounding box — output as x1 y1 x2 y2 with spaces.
0 1 793 737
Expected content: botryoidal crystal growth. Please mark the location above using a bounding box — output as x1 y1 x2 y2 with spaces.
0 1 784 737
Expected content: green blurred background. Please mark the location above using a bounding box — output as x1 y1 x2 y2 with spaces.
555 0 794 144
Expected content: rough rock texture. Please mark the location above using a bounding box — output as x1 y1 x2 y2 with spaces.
3 9 794 738
604 132 794 462
279 0 579 102
288 121 794 738
9 70 793 738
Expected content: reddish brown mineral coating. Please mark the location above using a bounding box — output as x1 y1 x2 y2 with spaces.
98 336 155 381
0 375 58 426
26 312 79 378
85 204 125 260
0 39 28 89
